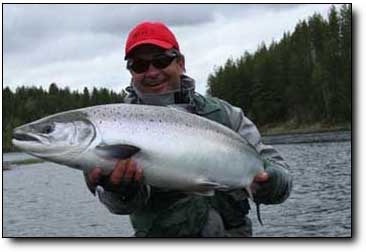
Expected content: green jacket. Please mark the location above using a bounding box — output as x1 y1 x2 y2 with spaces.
88 75 292 237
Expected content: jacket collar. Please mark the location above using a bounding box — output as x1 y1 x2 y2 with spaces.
124 75 221 115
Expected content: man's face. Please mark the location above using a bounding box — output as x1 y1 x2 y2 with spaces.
127 45 185 95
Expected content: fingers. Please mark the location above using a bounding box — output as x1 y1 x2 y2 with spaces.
253 171 269 183
124 159 136 181
250 171 270 195
110 159 143 186
88 167 103 186
110 160 128 185
134 164 144 182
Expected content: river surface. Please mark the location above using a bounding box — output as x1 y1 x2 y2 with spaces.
2 139 351 237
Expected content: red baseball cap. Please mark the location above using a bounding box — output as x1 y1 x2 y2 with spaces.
125 21 180 59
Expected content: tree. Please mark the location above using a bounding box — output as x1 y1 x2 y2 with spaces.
82 87 90 107
205 4 351 128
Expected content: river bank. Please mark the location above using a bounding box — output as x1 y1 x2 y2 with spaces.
259 122 351 144
259 120 351 134
261 130 351 145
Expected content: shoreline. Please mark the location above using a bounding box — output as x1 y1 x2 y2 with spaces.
259 121 351 135
261 130 351 145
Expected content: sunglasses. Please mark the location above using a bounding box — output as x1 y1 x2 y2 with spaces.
127 52 178 74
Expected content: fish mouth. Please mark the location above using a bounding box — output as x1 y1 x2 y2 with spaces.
12 132 40 142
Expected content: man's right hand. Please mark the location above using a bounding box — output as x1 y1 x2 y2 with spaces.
85 159 144 194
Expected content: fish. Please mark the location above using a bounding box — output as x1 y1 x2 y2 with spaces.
12 103 264 199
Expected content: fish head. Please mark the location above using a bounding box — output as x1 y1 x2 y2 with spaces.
12 111 96 161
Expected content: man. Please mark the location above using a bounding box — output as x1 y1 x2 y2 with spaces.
84 21 292 237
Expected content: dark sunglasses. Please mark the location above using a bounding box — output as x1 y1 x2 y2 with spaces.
127 52 178 74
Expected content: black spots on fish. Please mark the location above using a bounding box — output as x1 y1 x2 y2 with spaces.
184 123 193 128
159 119 162 123
149 119 154 123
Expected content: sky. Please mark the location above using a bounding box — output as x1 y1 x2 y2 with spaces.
3 3 342 95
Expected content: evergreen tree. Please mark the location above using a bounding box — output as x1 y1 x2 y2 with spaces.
206 4 351 128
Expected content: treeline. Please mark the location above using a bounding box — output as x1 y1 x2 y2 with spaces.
207 4 351 128
3 83 127 152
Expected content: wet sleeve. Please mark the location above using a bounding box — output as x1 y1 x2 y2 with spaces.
219 100 293 205
83 171 150 214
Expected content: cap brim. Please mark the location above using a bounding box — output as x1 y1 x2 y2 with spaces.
125 39 173 59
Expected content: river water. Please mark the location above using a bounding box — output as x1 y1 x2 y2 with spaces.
2 139 351 237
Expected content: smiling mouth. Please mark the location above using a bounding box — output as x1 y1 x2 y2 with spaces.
143 78 167 86
145 82 162 87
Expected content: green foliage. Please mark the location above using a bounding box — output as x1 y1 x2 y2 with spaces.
2 84 127 152
206 4 351 128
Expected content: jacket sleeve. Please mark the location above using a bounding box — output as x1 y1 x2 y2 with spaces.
219 99 293 205
83 171 150 215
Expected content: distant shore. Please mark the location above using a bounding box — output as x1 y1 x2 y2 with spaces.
259 121 351 135
259 122 351 145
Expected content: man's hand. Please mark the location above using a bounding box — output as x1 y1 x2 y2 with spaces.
86 159 144 193
250 171 270 198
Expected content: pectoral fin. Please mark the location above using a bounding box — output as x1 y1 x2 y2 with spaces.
95 144 140 159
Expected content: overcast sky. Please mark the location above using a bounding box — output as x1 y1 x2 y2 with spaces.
3 3 340 95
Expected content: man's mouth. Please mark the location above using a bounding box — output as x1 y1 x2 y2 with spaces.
145 83 162 87
142 78 167 87
142 81 168 93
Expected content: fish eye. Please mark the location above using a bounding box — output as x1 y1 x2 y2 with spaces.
41 124 54 134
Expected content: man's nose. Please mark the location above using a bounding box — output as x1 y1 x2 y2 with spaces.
144 63 160 77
